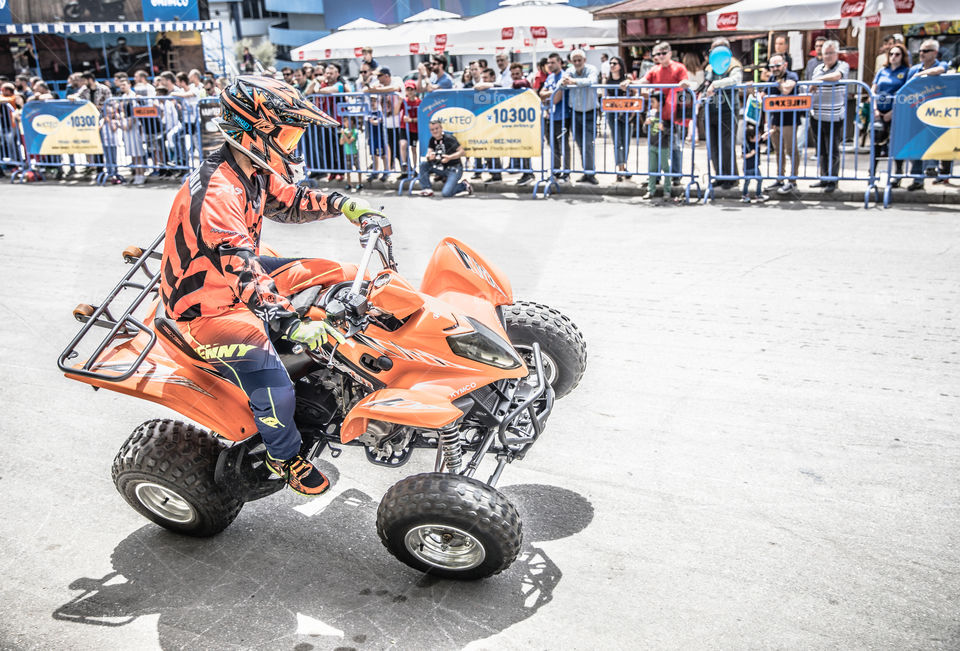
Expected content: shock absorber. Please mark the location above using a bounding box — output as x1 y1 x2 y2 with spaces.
439 426 463 473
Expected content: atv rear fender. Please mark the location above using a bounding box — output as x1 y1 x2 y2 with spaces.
340 388 463 443
420 238 513 308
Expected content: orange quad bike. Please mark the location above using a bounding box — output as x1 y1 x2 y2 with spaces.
58 217 586 580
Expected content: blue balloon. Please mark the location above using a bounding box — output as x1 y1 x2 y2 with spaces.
709 46 732 75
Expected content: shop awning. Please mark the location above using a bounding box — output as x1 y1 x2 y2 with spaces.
3 20 221 35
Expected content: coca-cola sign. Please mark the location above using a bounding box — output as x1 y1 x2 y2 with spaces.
324 49 331 59
552 39 564 48
297 50 304 60
354 47 363 58
530 25 548 39
409 43 420 54
840 0 866 17
435 33 447 46
715 12 738 30
501 27 514 40
894 0 914 12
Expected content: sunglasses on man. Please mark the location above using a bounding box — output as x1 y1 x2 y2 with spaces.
919 48 936 53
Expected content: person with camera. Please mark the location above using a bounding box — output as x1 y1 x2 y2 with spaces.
416 118 472 197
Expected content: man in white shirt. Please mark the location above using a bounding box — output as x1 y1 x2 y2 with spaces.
495 53 512 87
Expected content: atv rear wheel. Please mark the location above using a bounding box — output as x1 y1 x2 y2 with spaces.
503 301 587 399
376 473 522 580
112 419 243 537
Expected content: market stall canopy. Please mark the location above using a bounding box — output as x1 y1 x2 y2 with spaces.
2 20 221 34
705 0 880 32
290 18 391 61
864 0 958 26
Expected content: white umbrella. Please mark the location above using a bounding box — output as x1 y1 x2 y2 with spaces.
291 18 390 61
437 0 618 51
375 9 465 58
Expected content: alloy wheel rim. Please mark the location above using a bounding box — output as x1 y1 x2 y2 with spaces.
134 482 196 524
403 524 486 570
514 345 559 386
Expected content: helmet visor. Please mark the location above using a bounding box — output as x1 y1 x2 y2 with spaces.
275 125 305 154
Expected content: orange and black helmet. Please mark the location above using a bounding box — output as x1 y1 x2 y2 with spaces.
218 75 337 183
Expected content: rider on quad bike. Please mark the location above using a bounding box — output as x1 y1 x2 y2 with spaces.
160 75 376 496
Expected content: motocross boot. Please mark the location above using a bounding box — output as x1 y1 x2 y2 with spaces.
265 454 330 496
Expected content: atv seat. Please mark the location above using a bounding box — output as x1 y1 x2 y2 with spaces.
153 301 206 363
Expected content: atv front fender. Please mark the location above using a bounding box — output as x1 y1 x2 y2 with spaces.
341 388 463 443
420 238 513 307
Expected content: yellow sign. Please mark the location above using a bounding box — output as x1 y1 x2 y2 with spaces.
425 90 542 158
22 100 103 156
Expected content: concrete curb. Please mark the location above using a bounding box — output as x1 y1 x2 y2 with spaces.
365 176 960 206
31 173 960 206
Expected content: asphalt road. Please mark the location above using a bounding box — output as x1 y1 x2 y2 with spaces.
1 183 958 650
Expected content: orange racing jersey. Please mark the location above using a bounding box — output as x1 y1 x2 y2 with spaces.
160 144 344 330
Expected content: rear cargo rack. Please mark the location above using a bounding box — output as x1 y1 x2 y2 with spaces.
57 231 165 383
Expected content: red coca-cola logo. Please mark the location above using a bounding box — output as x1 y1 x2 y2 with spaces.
552 39 564 48
409 43 420 54
894 0 914 12
840 0 865 17
866 13 881 26
824 19 842 28
715 12 738 30
501 27 514 40
434 44 446 53
354 47 363 58
435 33 447 46
524 38 532 47
530 25 547 38
297 51 304 60
324 49 331 59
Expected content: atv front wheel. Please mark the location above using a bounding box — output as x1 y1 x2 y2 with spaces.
112 419 243 537
503 301 587 399
376 473 522 580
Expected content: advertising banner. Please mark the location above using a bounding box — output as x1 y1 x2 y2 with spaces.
763 95 813 111
142 0 199 21
891 75 960 160
417 89 542 158
21 101 103 155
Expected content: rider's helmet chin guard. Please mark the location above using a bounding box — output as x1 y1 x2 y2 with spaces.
217 75 338 184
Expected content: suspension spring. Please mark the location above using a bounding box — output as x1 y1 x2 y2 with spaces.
439 427 463 473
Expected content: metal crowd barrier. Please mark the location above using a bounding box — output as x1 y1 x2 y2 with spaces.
303 91 419 191
7 96 206 185
702 79 879 207
0 101 26 178
540 83 701 202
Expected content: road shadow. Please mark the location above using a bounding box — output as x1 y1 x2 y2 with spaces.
52 480 593 649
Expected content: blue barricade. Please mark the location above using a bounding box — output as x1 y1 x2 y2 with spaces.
702 79 879 207
0 101 26 177
542 83 701 202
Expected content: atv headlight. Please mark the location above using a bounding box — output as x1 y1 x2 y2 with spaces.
447 317 523 369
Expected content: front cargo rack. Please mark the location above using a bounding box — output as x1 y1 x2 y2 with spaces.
57 231 165 383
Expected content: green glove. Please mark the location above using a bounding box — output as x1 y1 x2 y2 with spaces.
285 319 346 351
339 196 376 225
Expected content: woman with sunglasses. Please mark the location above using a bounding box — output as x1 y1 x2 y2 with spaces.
603 56 632 181
870 44 910 183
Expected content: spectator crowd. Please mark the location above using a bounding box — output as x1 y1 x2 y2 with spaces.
2 34 959 198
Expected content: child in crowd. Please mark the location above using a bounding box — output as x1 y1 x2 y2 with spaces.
339 115 361 190
645 97 672 198
399 81 420 176
742 124 769 203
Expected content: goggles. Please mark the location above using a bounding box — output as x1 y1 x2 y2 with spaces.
275 125 304 154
